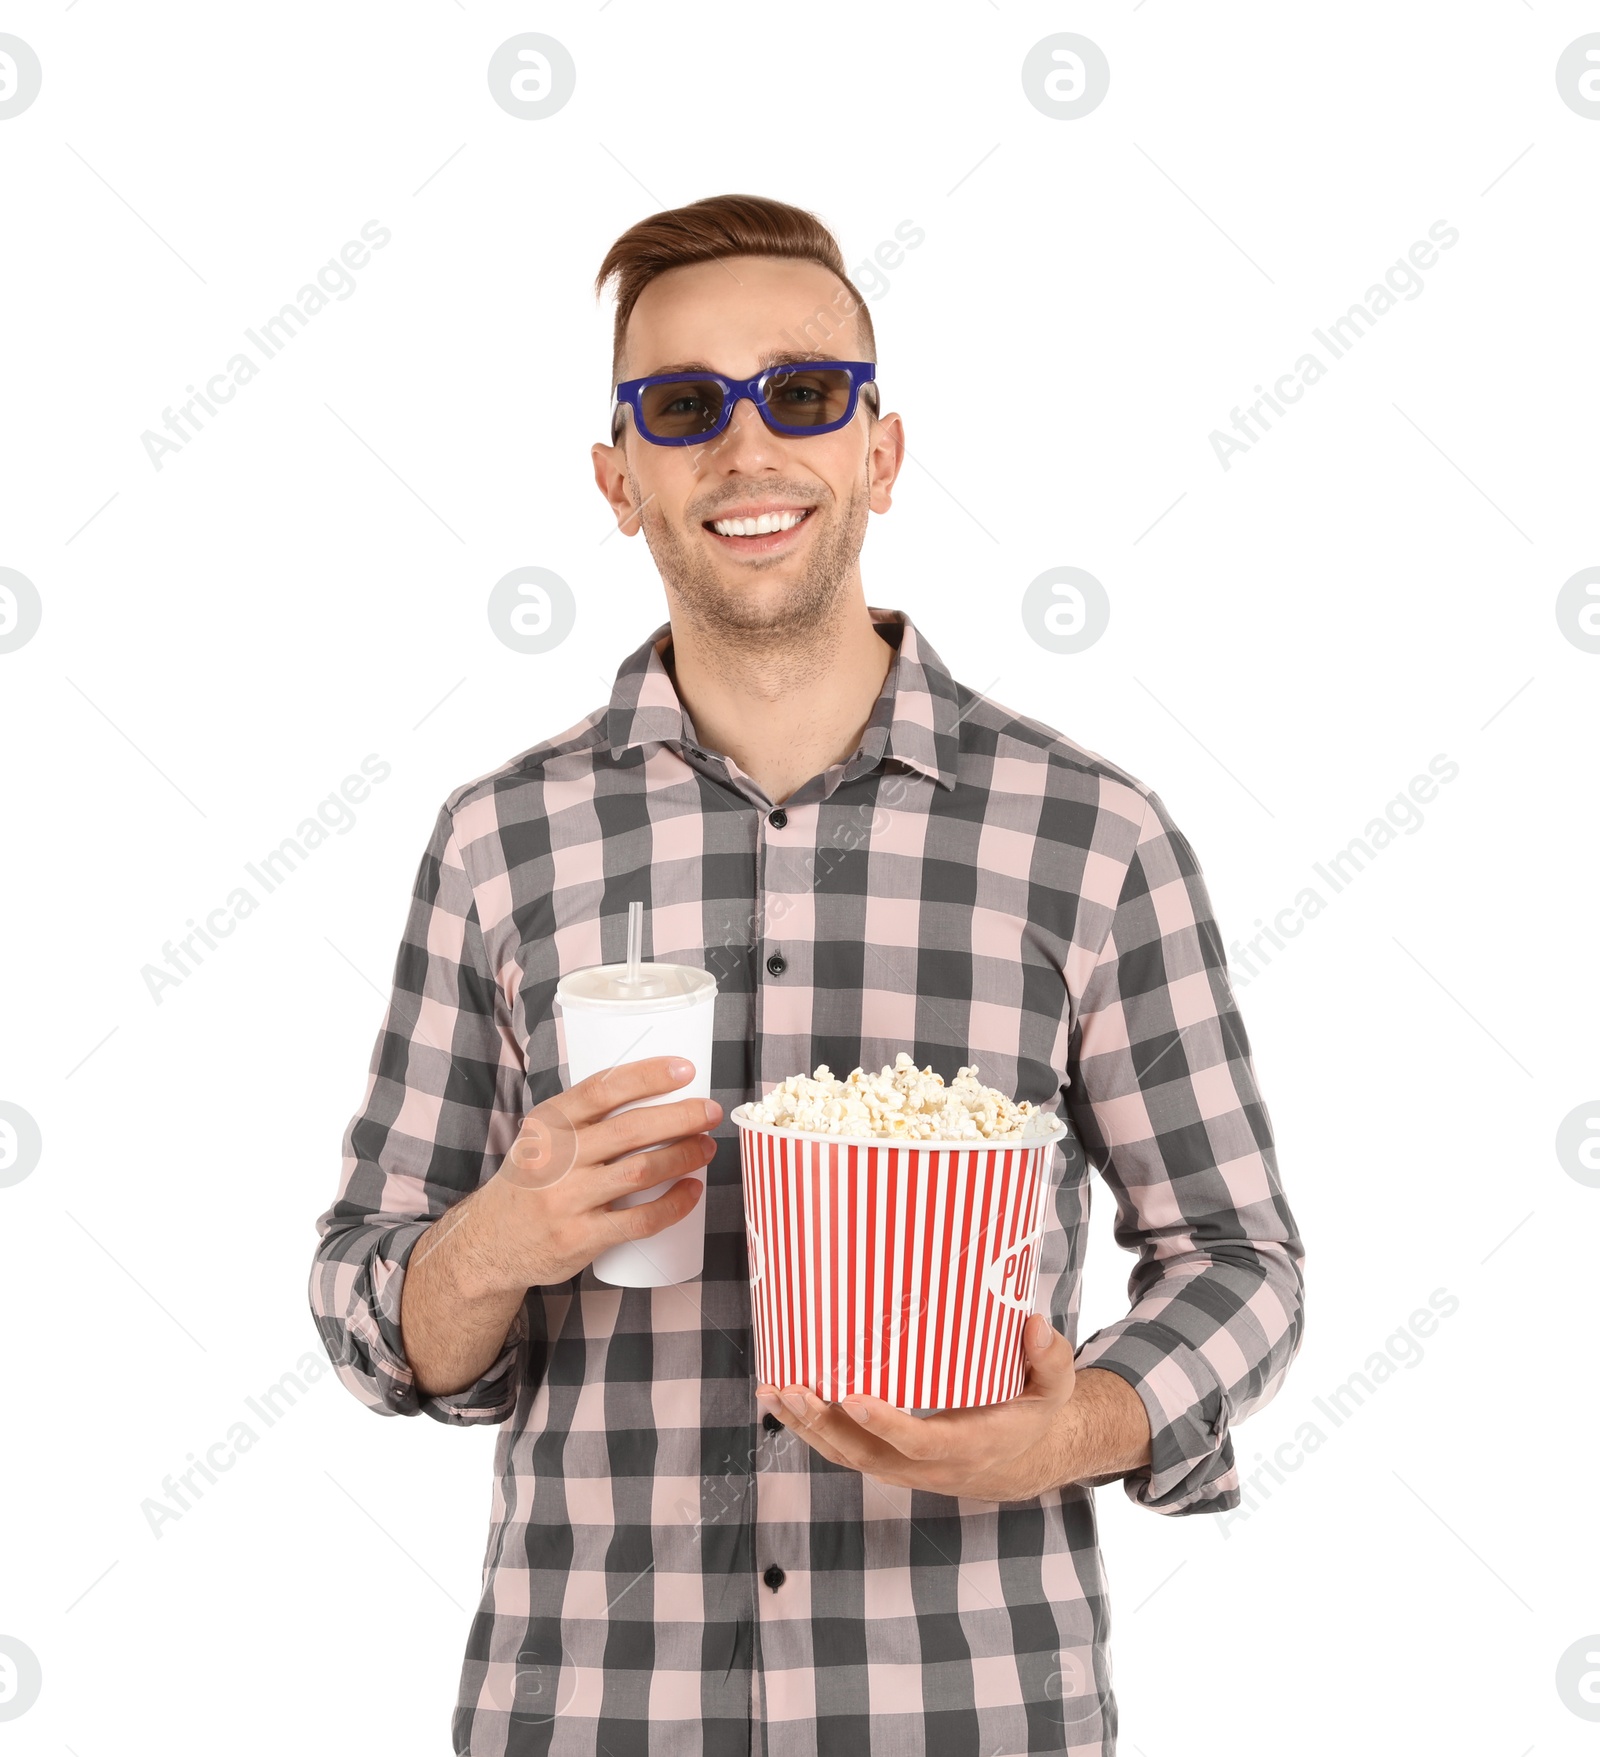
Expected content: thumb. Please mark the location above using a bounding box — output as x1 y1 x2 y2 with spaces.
1023 1314 1075 1390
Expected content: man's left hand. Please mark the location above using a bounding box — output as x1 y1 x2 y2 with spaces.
755 1315 1150 1502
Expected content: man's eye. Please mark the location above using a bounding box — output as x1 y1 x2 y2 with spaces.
665 395 707 415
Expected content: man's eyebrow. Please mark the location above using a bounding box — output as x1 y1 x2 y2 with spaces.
633 350 848 377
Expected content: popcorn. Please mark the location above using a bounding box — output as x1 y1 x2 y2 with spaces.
745 1052 1057 1142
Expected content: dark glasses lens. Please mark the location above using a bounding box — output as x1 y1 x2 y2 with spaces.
760 367 856 430
638 378 727 440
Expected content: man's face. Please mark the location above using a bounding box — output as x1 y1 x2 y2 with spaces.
591 255 904 641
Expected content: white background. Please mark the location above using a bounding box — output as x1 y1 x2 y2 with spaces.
2 3 1596 1753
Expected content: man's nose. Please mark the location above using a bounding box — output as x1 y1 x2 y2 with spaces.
724 393 769 435
684 395 780 484
711 393 781 460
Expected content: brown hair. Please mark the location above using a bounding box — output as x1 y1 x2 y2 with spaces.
594 193 877 390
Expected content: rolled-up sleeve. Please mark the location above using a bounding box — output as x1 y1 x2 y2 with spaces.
308 798 529 1425
1067 789 1305 1514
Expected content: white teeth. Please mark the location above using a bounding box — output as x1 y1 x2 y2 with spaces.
711 509 807 537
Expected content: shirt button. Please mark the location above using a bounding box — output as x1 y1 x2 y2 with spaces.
768 808 788 829
762 1411 783 1433
766 952 787 977
763 1563 787 1591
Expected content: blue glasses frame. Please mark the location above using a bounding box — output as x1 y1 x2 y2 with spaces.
610 360 878 446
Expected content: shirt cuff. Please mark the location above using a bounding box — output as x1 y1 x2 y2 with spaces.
1074 1319 1240 1515
364 1221 526 1426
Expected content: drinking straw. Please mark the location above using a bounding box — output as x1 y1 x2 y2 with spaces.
626 899 642 987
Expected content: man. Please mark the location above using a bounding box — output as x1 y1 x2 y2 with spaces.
310 192 1305 1757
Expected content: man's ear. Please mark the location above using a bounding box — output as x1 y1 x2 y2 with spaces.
867 410 905 515
590 439 642 536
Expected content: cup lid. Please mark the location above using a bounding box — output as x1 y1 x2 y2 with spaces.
555 961 717 1012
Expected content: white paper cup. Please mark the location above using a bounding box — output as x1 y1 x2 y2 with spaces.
732 1109 1067 1410
555 964 717 1287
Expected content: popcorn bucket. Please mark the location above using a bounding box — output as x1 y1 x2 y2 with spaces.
732 1109 1068 1411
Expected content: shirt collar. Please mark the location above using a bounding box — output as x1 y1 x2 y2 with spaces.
605 606 962 792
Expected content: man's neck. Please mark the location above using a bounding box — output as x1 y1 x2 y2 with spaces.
664 594 896 806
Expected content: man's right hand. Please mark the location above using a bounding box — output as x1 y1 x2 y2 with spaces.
398 1056 721 1397
483 1055 722 1287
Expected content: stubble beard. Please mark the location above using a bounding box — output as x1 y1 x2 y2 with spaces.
629 462 871 678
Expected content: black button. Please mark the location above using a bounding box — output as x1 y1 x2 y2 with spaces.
765 952 787 977
763 1563 786 1591
762 1411 782 1433
768 808 788 829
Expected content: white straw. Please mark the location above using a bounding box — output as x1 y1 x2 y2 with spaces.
626 899 642 986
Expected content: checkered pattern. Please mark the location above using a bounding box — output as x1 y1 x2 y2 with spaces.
309 608 1305 1757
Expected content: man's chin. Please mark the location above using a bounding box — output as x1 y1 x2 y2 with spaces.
666 565 846 645
689 575 815 629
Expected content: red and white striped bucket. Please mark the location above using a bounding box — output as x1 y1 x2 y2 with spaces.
732 1108 1067 1410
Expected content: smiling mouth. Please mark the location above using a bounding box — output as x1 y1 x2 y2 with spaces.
702 506 816 551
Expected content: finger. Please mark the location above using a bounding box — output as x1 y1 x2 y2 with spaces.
833 1394 967 1462
596 1133 716 1205
762 1390 853 1469
579 1094 723 1167
1019 1314 1076 1398
836 1394 1047 1468
597 1175 704 1246
554 1056 705 1129
775 1387 907 1475
759 1387 947 1492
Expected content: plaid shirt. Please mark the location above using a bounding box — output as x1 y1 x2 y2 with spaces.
309 607 1305 1757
